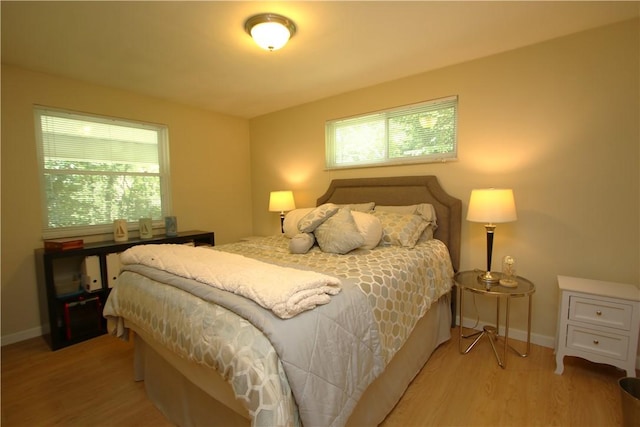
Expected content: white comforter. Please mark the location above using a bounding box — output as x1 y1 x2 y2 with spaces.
121 244 341 319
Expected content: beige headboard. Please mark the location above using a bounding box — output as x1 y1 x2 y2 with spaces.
316 175 461 271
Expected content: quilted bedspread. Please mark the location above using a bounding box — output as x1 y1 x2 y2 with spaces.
104 235 454 427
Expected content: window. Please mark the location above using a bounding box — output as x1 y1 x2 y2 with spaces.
325 96 457 169
34 107 171 239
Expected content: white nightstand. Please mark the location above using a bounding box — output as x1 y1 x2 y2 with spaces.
555 275 640 377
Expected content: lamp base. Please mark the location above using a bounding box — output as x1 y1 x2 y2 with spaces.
499 278 518 288
478 271 500 284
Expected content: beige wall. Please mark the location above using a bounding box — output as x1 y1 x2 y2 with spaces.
1 65 253 341
2 19 638 348
249 19 639 344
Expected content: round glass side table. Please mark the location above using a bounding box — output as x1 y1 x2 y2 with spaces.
454 270 535 368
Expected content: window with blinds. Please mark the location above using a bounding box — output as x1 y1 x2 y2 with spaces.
325 96 458 169
34 107 171 238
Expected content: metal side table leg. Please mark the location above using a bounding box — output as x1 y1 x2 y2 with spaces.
459 287 485 354
507 293 532 358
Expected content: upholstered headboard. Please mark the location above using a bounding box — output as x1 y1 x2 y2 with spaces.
316 175 461 271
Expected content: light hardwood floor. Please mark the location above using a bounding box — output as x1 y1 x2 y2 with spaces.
1 329 632 426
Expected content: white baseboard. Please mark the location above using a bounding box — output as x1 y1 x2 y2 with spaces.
1 326 44 347
457 315 555 348
457 315 640 371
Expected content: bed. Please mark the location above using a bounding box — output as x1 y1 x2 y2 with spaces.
104 175 461 427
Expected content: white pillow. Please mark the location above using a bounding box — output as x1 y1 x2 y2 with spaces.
314 208 364 254
283 208 314 238
351 211 382 250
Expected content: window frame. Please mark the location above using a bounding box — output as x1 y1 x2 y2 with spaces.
325 95 458 170
34 106 172 239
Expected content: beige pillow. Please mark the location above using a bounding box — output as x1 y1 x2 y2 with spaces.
351 211 382 250
299 203 340 233
375 203 437 227
283 208 314 238
289 232 315 254
372 211 428 248
336 202 375 213
314 208 364 254
418 225 435 242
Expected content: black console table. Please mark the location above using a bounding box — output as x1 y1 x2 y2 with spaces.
35 230 214 350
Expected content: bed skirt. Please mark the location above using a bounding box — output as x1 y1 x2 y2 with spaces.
129 294 452 427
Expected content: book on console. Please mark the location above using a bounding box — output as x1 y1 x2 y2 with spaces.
44 238 84 252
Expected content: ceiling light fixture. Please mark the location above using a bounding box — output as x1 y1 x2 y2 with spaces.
244 13 296 51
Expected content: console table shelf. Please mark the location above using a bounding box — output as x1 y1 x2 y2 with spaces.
35 230 214 350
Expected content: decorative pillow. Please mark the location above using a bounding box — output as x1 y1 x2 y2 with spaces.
299 203 339 233
283 208 314 238
418 225 435 242
336 202 375 213
314 208 364 254
351 211 383 250
372 211 428 248
375 203 437 227
289 232 315 254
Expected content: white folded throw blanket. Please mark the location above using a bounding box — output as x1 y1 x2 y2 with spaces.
120 244 341 319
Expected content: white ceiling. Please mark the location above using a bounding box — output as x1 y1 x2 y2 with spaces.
2 1 638 119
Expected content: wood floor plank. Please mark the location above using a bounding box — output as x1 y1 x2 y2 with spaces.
1 334 172 427
381 329 630 427
1 328 632 426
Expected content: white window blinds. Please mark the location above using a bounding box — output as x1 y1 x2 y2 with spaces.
34 107 171 238
326 96 457 169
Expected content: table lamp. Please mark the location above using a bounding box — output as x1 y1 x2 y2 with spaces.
466 188 517 283
269 190 296 233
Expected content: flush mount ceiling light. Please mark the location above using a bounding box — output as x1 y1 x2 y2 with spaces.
244 13 296 51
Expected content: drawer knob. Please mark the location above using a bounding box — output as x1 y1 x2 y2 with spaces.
596 310 602 316
593 339 599 345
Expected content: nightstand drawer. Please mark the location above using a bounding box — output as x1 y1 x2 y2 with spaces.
569 296 632 331
566 325 629 361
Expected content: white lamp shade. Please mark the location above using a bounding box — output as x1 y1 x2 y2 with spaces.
466 188 517 224
250 21 291 51
269 190 296 212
